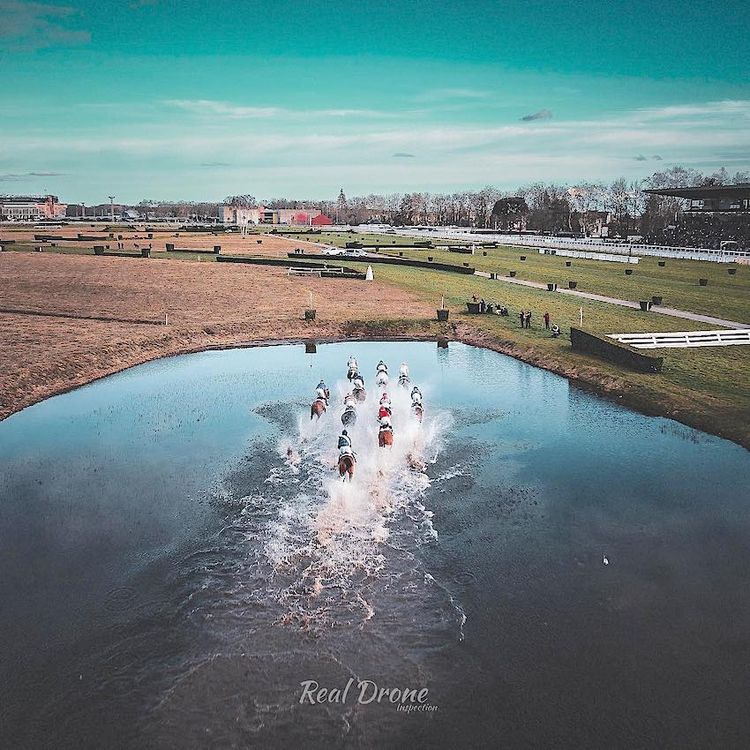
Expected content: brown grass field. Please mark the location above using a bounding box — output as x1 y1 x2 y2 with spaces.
0 243 432 420
0 224 325 258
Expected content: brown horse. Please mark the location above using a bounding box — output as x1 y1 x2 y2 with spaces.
310 398 327 420
378 428 394 448
338 453 356 481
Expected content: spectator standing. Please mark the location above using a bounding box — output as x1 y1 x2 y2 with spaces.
524 311 532 328
543 311 550 329
519 310 525 327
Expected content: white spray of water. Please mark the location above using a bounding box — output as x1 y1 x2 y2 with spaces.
258 369 455 627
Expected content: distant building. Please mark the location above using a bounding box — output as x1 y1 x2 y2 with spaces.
578 210 612 238
0 194 67 221
66 203 124 219
643 183 750 249
644 183 750 213
221 206 258 224
220 204 323 225
311 213 333 226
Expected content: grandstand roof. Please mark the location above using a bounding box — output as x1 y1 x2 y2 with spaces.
644 183 750 199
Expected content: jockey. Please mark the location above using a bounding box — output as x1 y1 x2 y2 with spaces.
352 375 365 389
347 356 358 370
410 385 422 400
411 390 423 406
343 392 357 408
379 392 391 408
317 379 330 399
379 414 392 431
378 404 391 419
399 363 409 378
337 430 352 450
315 387 328 404
376 360 388 374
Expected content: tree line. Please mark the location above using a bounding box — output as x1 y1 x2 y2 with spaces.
136 165 748 240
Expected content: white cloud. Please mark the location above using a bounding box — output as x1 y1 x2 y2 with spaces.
3 98 748 198
164 99 403 120
413 88 491 103
165 100 282 119
7 99 750 160
635 100 750 120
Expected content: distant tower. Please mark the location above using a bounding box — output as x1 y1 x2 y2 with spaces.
336 188 347 225
108 195 115 223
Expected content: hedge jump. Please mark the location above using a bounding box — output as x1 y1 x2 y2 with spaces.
570 327 663 373
217 255 364 278
165 243 221 254
345 240 434 249
286 252 475 275
93 245 151 258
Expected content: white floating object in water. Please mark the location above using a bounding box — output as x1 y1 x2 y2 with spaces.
602 555 609 566
365 265 374 281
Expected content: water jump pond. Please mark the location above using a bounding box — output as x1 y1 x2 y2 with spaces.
1 341 749 748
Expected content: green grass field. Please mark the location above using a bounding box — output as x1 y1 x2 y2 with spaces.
281 228 748 323
380 246 748 323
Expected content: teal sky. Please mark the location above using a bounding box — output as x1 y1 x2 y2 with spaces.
1 0 748 203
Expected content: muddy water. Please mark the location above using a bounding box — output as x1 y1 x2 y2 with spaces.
1 341 749 749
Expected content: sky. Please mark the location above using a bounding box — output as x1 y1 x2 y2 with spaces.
0 0 748 203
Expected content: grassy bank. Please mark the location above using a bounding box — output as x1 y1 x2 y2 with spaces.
344 262 750 449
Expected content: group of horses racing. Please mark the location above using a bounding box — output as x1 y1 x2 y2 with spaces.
309 357 425 482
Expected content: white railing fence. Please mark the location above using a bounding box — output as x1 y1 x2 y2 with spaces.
609 329 750 349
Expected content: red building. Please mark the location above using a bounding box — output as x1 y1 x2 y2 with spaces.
311 213 333 226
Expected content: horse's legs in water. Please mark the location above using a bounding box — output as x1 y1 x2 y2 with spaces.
339 458 354 482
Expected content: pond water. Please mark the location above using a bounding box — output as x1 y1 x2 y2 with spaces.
1 341 749 749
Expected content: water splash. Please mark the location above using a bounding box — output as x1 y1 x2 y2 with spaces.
252 377 455 630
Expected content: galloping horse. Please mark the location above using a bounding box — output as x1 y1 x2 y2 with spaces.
398 363 410 389
411 403 424 422
353 386 367 402
378 427 394 448
347 356 359 378
310 398 327 420
338 452 356 481
341 406 357 426
376 371 389 387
